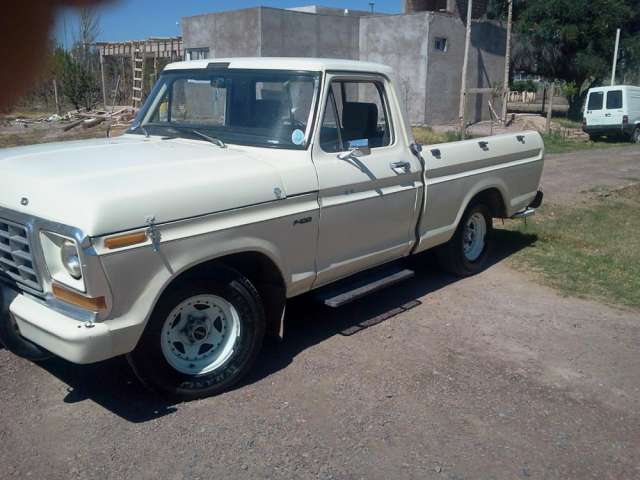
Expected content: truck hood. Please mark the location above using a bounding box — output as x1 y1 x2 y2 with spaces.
0 135 286 236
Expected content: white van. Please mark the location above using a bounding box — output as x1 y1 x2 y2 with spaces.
582 85 640 143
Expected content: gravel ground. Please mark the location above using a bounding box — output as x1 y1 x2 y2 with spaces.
1 146 639 479
541 145 640 204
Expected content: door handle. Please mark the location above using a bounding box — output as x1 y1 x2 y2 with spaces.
390 161 411 174
605 113 612 117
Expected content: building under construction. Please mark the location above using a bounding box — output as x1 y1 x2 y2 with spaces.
96 3 506 125
95 37 183 109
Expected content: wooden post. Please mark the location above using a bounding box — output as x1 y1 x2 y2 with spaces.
53 78 61 115
545 84 555 134
501 0 513 123
111 75 121 112
458 0 473 139
99 50 107 110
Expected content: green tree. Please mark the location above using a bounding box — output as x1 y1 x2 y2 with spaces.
61 51 100 110
514 0 640 118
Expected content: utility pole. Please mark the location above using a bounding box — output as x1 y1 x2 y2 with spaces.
501 0 513 123
458 0 473 139
611 28 621 86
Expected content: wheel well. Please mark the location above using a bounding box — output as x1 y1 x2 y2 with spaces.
470 188 507 219
166 252 286 338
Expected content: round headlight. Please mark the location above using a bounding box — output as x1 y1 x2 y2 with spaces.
60 240 82 279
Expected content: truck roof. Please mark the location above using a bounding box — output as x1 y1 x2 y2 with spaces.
164 57 393 75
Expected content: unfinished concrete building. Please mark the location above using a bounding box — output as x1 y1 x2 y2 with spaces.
180 4 506 125
404 0 489 19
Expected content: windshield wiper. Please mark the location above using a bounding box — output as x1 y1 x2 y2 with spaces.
131 123 150 138
190 129 226 149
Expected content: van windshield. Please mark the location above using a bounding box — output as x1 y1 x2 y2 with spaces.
130 69 320 150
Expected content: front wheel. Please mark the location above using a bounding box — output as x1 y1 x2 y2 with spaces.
127 271 266 400
0 314 53 362
0 288 52 362
436 203 493 277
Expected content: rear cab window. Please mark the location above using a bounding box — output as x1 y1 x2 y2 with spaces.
587 92 604 111
606 90 623 110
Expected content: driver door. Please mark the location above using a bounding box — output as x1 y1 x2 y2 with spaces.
311 74 422 287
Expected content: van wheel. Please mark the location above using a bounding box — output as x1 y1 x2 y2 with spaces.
436 203 493 277
632 128 640 144
127 271 266 400
589 134 601 142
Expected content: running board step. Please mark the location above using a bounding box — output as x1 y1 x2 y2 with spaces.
315 266 415 308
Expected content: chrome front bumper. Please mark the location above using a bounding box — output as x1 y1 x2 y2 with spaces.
1 284 114 364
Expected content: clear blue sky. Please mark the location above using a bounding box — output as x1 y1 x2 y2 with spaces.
56 0 402 46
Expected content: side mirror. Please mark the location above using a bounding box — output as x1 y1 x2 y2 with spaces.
338 147 371 160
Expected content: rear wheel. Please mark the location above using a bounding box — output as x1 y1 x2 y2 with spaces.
127 271 266 400
632 127 640 144
589 134 601 142
436 203 493 277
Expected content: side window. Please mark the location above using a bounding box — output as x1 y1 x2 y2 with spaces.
606 90 623 110
587 92 604 111
319 79 392 153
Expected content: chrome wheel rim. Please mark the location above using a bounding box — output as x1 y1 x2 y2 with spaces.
463 212 487 262
160 294 241 375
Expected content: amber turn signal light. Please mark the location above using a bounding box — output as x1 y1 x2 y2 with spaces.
104 231 147 250
52 283 107 312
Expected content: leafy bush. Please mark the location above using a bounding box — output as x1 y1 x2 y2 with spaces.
511 80 538 93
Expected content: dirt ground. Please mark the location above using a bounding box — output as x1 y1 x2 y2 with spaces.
0 145 639 479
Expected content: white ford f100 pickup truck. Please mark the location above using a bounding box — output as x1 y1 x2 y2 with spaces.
0 58 544 399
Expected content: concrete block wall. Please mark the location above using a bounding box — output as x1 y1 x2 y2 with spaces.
260 8 360 59
182 8 261 58
426 14 506 124
361 12 505 124
182 7 506 125
359 13 431 125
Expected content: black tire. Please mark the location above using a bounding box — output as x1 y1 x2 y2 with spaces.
632 127 640 144
0 288 52 362
436 203 493 277
127 270 266 400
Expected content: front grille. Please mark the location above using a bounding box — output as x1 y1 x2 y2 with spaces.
0 218 42 292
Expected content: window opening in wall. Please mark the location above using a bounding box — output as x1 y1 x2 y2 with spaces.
434 37 448 52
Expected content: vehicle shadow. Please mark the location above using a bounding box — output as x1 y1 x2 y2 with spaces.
32 228 536 423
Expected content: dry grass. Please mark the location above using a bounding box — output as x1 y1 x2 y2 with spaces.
498 184 640 309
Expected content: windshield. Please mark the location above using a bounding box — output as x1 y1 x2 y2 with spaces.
130 68 320 150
